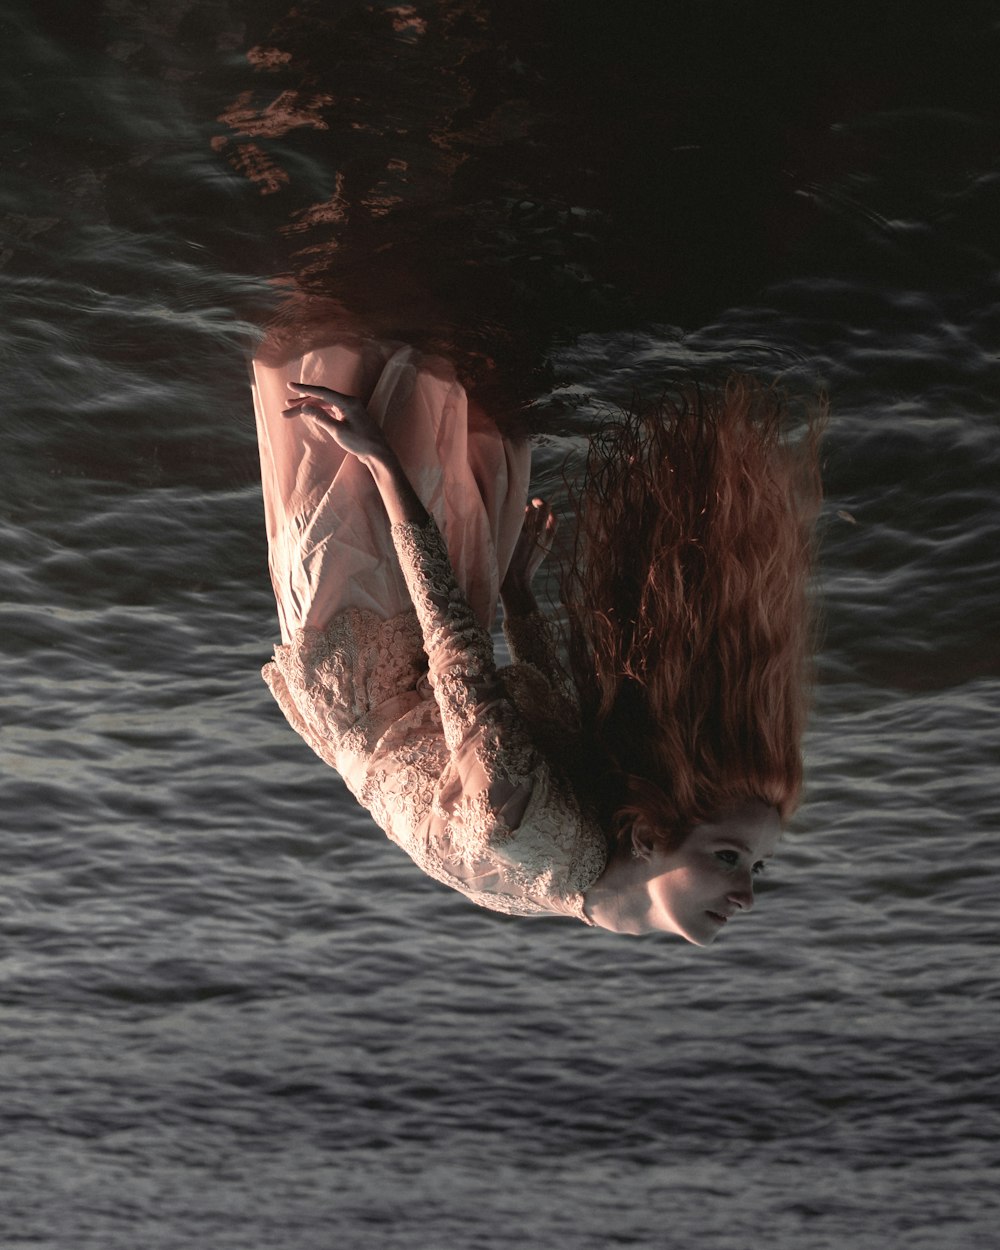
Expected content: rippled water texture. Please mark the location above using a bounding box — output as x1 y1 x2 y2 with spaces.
2 2 999 1247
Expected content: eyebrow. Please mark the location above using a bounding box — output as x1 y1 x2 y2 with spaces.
722 838 773 860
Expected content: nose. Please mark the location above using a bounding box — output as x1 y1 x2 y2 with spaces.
727 872 755 912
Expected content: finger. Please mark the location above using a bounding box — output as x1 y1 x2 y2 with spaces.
281 400 323 420
532 499 554 536
289 380 334 394
292 403 340 423
288 382 354 404
283 397 325 417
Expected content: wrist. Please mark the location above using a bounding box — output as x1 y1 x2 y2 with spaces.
501 583 537 615
361 447 429 528
357 443 399 475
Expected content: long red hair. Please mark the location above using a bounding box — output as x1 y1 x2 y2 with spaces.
557 377 823 856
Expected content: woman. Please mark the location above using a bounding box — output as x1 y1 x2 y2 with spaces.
253 337 821 942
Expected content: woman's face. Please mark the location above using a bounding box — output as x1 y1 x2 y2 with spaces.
644 801 782 945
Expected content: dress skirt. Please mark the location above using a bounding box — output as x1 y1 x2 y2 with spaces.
251 337 531 644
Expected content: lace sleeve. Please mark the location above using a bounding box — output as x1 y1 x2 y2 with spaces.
502 610 580 717
390 518 542 833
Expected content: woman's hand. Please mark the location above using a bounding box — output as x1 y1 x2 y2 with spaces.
283 382 392 463
284 381 428 526
501 498 558 613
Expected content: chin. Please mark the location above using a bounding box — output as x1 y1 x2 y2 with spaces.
655 912 726 946
678 919 724 947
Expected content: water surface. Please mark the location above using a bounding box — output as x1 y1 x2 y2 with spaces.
2 2 998 1247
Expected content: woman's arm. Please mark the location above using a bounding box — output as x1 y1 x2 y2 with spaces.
497 498 575 701
499 498 556 618
284 382 428 526
285 380 569 847
286 380 523 743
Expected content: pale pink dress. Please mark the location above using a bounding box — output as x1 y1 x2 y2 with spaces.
253 338 607 921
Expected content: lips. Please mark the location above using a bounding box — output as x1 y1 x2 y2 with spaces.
706 911 729 924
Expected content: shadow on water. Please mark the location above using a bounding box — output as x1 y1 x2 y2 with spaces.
207 0 1000 406
7 0 998 409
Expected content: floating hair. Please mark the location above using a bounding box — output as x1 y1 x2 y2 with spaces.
558 376 824 854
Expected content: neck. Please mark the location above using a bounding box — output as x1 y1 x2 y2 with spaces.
582 849 657 935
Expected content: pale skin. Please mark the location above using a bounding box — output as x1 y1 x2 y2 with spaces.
285 382 780 944
580 802 781 943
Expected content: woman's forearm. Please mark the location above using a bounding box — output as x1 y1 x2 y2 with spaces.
499 497 554 619
359 449 430 528
500 581 539 618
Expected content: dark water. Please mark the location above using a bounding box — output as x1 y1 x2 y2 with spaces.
2 2 999 1247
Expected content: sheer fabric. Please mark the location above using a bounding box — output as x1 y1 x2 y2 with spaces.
254 337 607 920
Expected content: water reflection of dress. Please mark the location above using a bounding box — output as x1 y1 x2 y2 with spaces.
252 338 607 921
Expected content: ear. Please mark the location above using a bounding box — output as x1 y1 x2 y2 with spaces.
630 823 655 862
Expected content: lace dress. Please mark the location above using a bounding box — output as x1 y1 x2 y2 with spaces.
252 337 607 921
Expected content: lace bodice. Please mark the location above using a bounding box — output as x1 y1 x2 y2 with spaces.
262 516 607 921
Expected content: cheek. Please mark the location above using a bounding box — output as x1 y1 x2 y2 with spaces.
655 866 710 912
690 860 730 896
